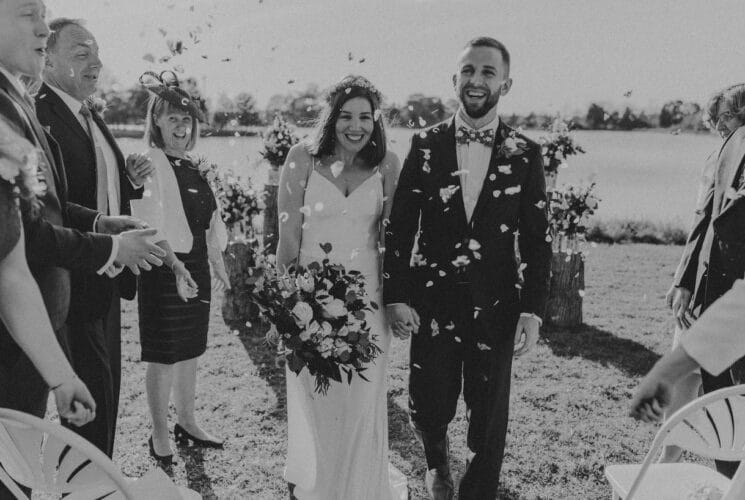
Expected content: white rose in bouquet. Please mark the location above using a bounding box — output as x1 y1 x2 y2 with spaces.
296 273 315 293
320 337 335 358
320 321 333 338
323 298 347 318
292 301 314 327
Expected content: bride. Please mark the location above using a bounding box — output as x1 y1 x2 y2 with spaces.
276 75 407 500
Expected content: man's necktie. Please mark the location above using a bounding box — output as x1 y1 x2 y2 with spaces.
80 104 110 215
455 126 495 147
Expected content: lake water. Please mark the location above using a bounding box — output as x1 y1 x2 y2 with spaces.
118 128 721 225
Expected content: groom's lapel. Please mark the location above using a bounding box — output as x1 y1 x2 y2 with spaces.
437 117 468 228
469 120 508 225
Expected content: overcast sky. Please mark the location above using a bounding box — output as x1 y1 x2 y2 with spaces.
45 0 745 114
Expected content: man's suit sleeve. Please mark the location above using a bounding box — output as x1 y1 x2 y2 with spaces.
677 192 713 291
66 201 100 232
517 143 551 316
23 213 113 272
680 278 745 376
383 134 424 305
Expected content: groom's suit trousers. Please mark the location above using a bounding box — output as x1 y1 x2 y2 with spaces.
408 283 519 500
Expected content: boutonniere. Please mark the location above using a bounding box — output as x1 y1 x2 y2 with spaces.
497 130 528 159
86 96 107 115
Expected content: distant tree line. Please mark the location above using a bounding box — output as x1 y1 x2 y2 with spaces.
96 79 710 132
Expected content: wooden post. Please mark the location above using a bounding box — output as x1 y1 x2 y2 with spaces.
545 235 584 327
221 240 262 334
262 165 280 256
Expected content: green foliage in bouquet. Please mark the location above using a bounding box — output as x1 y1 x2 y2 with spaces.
198 158 262 234
250 243 382 394
260 115 299 168
549 182 600 239
540 117 585 174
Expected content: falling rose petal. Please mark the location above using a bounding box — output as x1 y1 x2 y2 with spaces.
489 173 497 181
477 343 492 351
279 212 289 223
535 200 546 209
413 363 422 370
314 202 324 211
504 186 521 195
430 319 439 336
418 117 427 127
560 162 569 169
497 164 512 174
545 235 553 242
288 161 296 169
454 336 462 343
301 222 309 229
425 281 434 287
493 190 501 198
468 239 481 251
578 290 586 297
420 149 431 160
438 270 446 277
422 162 431 173
451 169 469 177
330 161 344 178
299 205 312 217
383 272 390 279
500 224 509 232
419 131 427 139
519 263 528 272
143 189 152 197
445 321 455 330
345 88 352 94
515 283 522 289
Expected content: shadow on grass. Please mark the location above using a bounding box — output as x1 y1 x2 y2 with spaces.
542 324 661 377
175 446 217 500
237 325 287 402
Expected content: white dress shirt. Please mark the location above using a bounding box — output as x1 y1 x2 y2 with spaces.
454 112 500 222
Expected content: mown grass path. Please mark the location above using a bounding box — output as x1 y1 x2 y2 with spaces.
112 244 687 499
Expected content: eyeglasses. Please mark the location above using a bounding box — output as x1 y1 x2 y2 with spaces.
717 110 735 122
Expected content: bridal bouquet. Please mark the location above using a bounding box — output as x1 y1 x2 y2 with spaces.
548 182 600 243
539 117 585 174
251 243 382 394
260 115 299 168
198 159 262 235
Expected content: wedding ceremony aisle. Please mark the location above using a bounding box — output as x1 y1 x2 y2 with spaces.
101 243 688 499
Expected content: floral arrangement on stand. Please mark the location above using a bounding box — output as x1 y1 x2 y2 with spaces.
250 243 382 394
197 158 262 240
260 115 300 168
548 182 600 254
539 117 585 188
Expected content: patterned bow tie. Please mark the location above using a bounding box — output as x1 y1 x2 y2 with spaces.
455 126 495 147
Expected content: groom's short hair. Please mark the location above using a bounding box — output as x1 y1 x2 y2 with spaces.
465 37 510 70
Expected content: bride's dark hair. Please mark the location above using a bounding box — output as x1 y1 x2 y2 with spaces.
308 75 387 167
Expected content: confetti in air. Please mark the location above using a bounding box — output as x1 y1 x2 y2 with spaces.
330 161 344 178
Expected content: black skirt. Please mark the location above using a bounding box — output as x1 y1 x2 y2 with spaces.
138 252 212 364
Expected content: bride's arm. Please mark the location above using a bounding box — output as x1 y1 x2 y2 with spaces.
276 144 312 272
379 151 401 263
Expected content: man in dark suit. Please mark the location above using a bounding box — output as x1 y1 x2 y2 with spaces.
384 37 551 500
669 84 745 478
0 0 165 437
35 17 156 457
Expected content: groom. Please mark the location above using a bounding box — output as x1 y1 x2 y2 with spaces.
384 37 551 499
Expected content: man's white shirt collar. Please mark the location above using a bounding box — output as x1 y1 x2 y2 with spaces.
454 110 500 133
0 66 30 98
46 84 85 116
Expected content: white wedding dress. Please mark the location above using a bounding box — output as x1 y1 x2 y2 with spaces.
284 165 408 500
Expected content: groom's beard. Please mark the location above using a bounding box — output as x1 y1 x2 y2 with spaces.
459 86 500 119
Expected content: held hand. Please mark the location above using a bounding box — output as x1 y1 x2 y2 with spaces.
386 304 420 339
53 376 96 427
513 315 540 356
672 287 693 330
114 228 166 275
125 153 155 186
173 262 198 302
96 215 148 235
629 375 673 423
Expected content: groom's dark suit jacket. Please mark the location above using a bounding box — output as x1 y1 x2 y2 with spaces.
35 83 141 320
384 118 551 315
0 72 112 332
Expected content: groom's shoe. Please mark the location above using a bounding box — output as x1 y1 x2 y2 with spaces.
425 465 454 500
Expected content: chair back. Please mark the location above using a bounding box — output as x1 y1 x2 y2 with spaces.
626 384 745 499
0 408 136 499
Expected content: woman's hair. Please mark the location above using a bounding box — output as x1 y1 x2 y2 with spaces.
144 95 200 151
719 83 745 123
308 75 387 167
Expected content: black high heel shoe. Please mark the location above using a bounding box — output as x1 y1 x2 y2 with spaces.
174 423 224 449
148 436 174 467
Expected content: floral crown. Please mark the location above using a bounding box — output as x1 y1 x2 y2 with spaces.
139 70 206 122
323 75 383 108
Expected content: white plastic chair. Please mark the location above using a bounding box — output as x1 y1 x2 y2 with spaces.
605 384 745 499
0 408 201 499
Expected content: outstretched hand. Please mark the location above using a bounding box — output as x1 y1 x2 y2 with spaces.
629 375 673 423
386 303 420 339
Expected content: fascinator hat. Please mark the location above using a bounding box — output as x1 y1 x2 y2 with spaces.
139 70 206 122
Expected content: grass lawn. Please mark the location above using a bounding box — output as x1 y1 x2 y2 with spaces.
111 243 689 499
